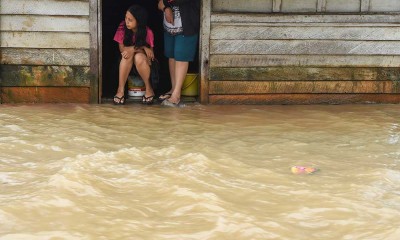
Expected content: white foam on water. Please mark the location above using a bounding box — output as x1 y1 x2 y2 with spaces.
3 125 26 132
0 137 18 142
0 173 23 186
47 174 101 197
0 232 88 240
0 209 18 231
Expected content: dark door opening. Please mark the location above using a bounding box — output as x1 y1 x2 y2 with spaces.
101 0 199 99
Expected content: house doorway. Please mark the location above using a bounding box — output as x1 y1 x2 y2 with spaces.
101 0 199 99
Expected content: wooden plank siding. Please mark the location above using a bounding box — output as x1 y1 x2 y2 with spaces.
203 0 400 104
0 0 92 104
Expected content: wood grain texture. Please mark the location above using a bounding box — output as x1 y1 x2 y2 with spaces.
0 0 89 16
1 48 90 66
211 14 400 23
325 0 361 12
273 0 282 12
210 25 400 40
1 32 90 49
317 0 327 12
89 0 99 103
1 87 90 103
210 67 400 81
1 65 91 87
281 0 318 12
209 81 400 94
209 94 400 104
210 55 400 67
200 0 211 104
1 15 89 32
210 40 400 55
213 0 273 13
360 0 371 12
370 0 400 12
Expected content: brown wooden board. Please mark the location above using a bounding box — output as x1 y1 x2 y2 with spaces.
1 48 90 66
209 81 400 94
209 94 400 104
1 65 91 87
210 40 400 55
0 0 90 16
200 0 211 104
210 55 400 68
1 87 90 103
210 67 400 81
89 0 99 103
210 25 400 41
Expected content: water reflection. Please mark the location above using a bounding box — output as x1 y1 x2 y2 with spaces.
0 104 400 239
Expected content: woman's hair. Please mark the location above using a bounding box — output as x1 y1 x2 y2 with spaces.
123 5 148 48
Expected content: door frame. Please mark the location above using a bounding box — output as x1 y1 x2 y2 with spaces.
89 0 101 103
90 0 210 104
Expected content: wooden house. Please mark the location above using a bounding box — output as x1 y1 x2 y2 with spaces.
1 0 400 104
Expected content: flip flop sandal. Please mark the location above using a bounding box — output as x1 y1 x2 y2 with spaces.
142 95 155 105
158 93 171 101
113 95 125 105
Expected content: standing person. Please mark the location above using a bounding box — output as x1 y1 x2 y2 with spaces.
113 4 156 105
157 0 200 107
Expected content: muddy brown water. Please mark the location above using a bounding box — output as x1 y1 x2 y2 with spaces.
1 103 399 239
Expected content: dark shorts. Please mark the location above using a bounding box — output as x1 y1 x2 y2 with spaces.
164 32 199 62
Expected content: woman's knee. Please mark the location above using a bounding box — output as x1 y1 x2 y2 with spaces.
134 53 148 66
120 55 134 65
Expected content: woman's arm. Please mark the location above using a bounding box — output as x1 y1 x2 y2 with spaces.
119 44 136 59
159 0 174 24
165 0 192 5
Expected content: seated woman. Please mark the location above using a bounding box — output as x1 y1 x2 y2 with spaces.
113 5 155 105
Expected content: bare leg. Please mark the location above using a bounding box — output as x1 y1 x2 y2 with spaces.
169 60 189 104
168 58 176 93
159 58 176 100
114 55 134 103
134 53 154 101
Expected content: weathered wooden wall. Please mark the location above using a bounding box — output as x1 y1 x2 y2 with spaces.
202 0 400 104
0 0 92 103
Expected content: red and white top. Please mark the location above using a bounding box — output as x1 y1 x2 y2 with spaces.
113 21 155 47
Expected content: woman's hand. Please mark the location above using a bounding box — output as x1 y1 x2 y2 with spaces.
144 47 154 62
121 47 135 59
164 8 174 25
159 0 174 24
158 0 164 11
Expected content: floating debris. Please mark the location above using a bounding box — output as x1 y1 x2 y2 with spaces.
291 166 319 175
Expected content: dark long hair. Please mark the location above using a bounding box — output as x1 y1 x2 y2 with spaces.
123 5 148 48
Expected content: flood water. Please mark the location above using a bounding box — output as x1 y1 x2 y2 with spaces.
0 103 400 240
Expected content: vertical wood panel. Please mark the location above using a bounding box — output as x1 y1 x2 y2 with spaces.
273 0 282 12
281 0 318 12
200 0 211 104
361 0 371 12
98 0 103 103
370 0 400 12
326 0 361 12
212 0 273 13
317 0 327 12
89 0 99 103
